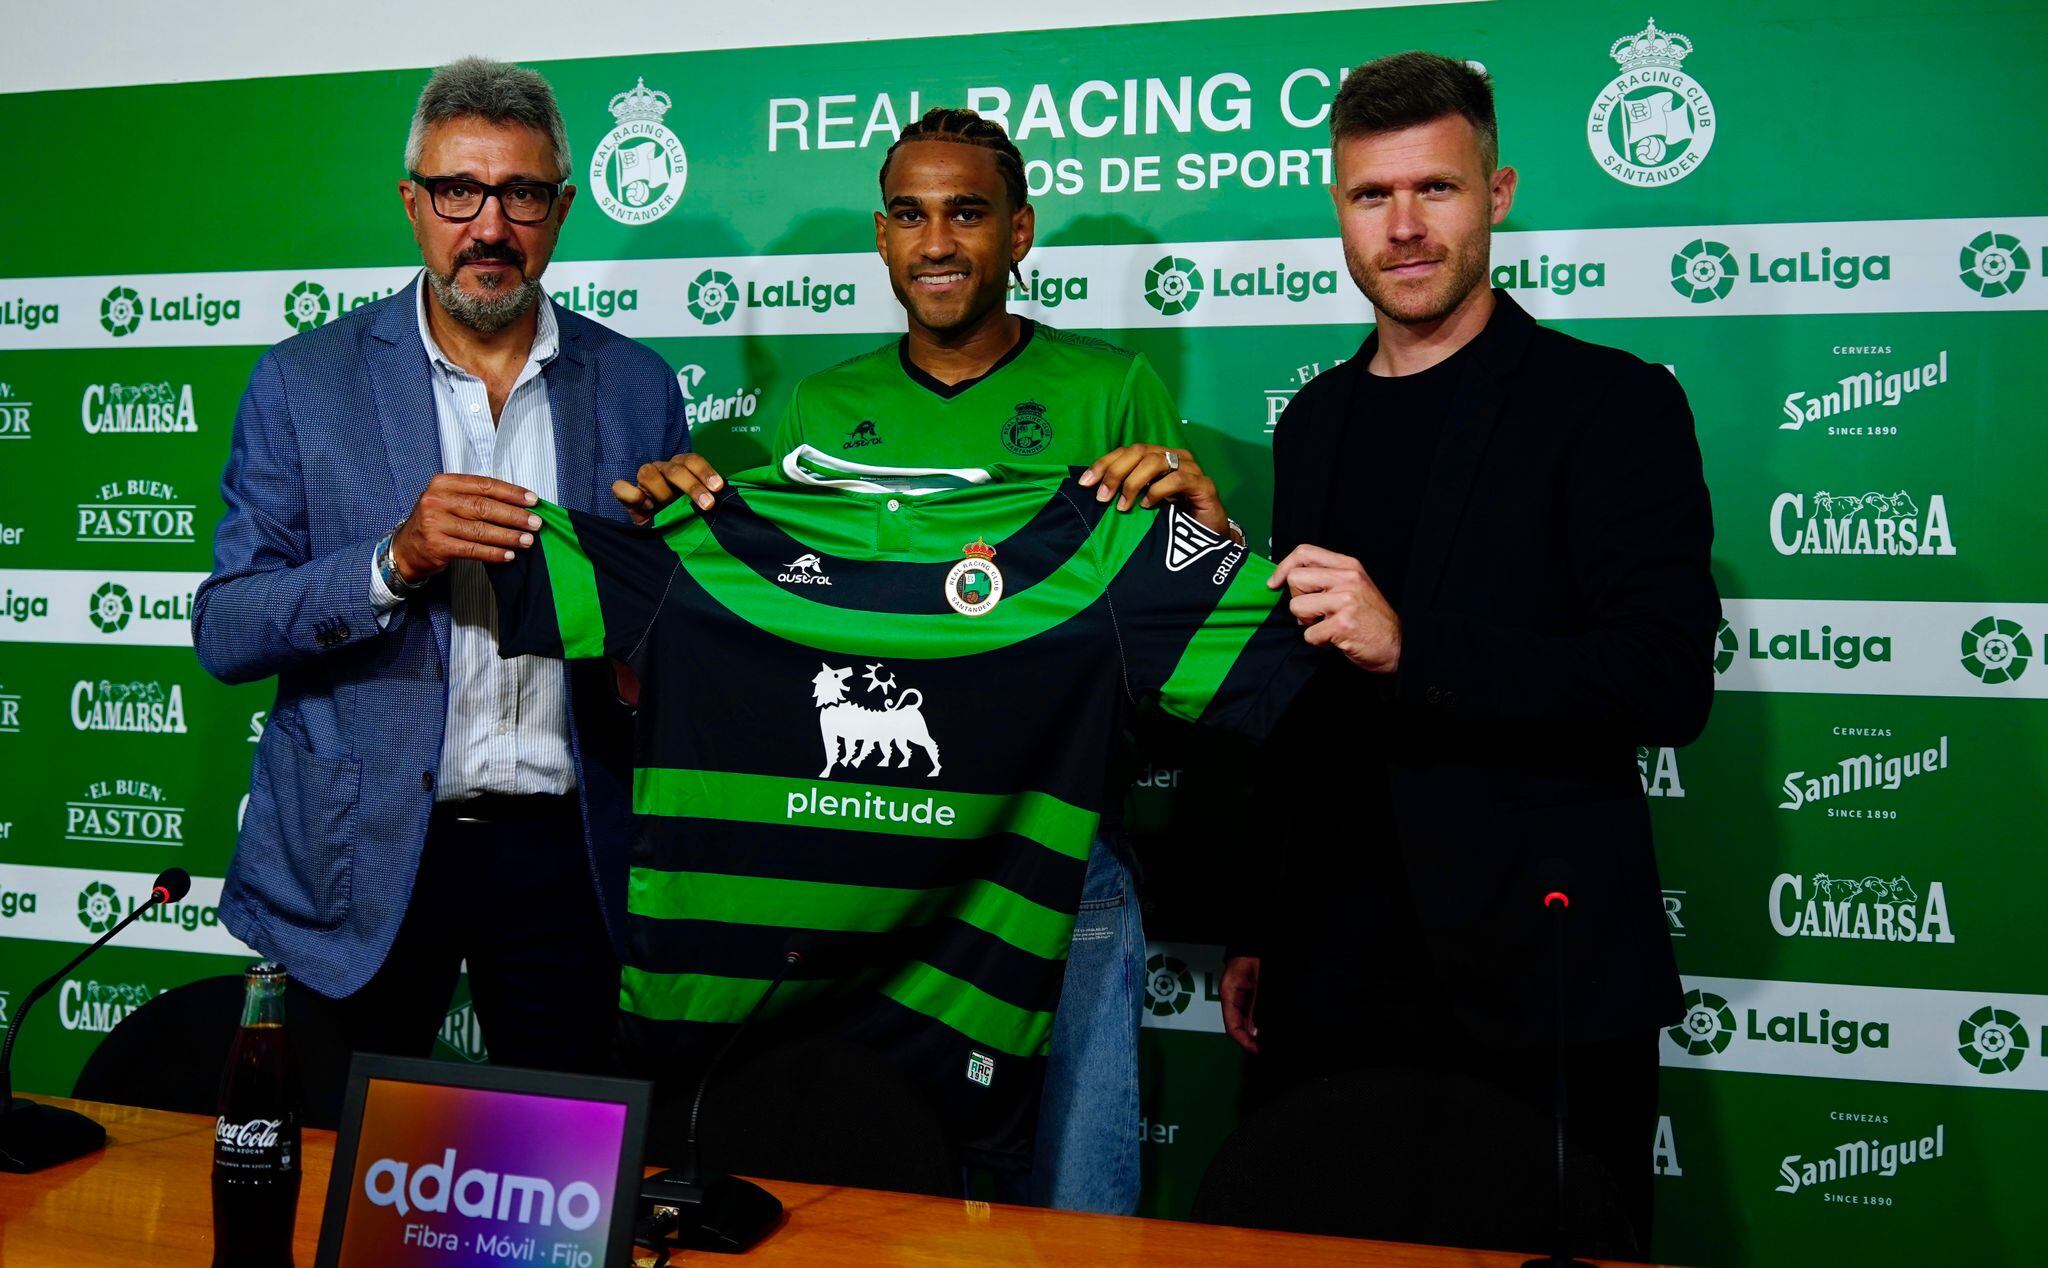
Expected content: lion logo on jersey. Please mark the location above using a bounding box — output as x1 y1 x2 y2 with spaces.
811 662 942 778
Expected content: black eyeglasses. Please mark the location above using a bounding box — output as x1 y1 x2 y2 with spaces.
409 172 565 224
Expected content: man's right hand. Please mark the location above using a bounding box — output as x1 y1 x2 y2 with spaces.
612 453 724 524
1220 955 1261 1055
390 474 541 582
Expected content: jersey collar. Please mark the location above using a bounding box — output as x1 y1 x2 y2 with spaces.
897 317 1036 400
780 444 993 495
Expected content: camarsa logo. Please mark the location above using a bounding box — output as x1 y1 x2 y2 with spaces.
1587 18 1716 186
81 381 198 434
72 679 188 734
1770 489 1955 557
1769 873 1954 944
591 78 688 226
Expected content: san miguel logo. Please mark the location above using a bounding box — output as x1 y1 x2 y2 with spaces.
80 382 199 434
77 478 196 544
1775 1124 1946 1197
591 78 688 225
1588 18 1716 186
1769 873 1955 944
1781 351 1949 433
1778 736 1949 814
1769 489 1956 557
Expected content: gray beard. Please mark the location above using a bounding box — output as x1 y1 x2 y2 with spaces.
425 264 543 335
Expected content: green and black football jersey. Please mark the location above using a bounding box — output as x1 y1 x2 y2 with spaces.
768 319 1183 467
488 447 1314 1168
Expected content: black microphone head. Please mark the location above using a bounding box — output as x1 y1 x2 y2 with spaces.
151 867 191 904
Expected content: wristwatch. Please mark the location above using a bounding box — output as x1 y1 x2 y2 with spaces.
1225 517 1247 548
376 522 425 597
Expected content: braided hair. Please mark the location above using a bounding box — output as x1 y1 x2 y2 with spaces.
877 107 1029 211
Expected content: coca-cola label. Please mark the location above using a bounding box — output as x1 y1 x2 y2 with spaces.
215 1116 295 1170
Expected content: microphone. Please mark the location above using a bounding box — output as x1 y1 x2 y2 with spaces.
1524 859 1595 1268
0 868 191 1172
640 948 802 1253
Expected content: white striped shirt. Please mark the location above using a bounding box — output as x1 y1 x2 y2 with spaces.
370 277 574 799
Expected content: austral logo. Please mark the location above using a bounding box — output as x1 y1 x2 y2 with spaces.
1145 952 1196 1017
1959 615 2031 685
1143 254 1337 317
1770 873 1954 944
59 980 157 1033
842 420 883 450
1778 735 1949 814
0 381 33 439
1671 238 1889 303
77 478 196 544
592 77 689 226
98 284 240 337
72 679 189 735
1588 18 1716 186
777 554 833 586
1669 987 1892 1059
1781 351 1949 434
1770 490 1955 557
81 381 198 434
1958 230 2029 297
66 777 185 847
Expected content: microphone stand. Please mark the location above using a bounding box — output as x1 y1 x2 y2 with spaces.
1525 888 1594 1268
640 949 801 1252
1 882 178 1172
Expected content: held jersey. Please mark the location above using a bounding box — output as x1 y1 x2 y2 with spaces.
768 319 1183 467
487 447 1315 1168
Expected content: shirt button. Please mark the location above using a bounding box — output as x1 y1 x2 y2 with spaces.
469 403 481 414
886 499 901 512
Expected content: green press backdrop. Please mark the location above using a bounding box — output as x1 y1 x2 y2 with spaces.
2 1 2044 1261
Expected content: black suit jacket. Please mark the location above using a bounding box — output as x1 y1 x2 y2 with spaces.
1259 290 1718 1045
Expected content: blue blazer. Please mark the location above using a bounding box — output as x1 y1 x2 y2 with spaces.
193 280 688 999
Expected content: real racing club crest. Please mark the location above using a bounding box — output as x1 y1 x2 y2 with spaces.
945 537 1003 616
591 77 689 225
1000 400 1053 457
1587 18 1717 187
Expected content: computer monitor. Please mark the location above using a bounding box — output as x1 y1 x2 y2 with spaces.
315 1054 652 1268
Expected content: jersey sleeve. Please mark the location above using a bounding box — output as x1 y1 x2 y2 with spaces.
487 500 688 663
1096 501 1318 739
1114 353 1186 449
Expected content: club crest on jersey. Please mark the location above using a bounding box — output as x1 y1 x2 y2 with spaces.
1165 504 1232 572
945 538 1003 616
1000 400 1053 457
812 662 942 777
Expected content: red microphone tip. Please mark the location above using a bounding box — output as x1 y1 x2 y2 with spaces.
152 887 171 904
1543 890 1570 909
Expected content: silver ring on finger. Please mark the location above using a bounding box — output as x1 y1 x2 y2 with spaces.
1162 449 1181 472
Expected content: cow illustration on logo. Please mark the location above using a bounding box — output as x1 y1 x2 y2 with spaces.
812 662 942 778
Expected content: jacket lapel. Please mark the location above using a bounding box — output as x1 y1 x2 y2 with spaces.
545 315 598 515
1289 335 1373 554
364 276 452 666
1403 289 1534 610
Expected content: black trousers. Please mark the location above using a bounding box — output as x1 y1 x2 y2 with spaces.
322 793 618 1075
1258 959 1660 1258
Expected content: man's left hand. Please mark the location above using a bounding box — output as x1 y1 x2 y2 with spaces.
1079 445 1233 537
1270 544 1402 673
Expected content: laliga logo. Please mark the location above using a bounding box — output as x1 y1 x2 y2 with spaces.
364 1149 603 1231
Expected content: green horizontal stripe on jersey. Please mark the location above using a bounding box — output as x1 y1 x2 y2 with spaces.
620 960 1055 1058
633 768 1098 861
534 502 606 658
879 960 1055 1058
1157 548 1274 722
629 869 1074 962
674 495 1146 658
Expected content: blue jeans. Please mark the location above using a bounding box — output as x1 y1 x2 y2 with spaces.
1001 834 1144 1213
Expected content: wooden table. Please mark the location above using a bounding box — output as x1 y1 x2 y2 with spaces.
0 1096 1652 1265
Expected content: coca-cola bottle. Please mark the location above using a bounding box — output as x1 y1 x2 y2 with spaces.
212 961 301 1268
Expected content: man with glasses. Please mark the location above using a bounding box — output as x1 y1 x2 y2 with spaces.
194 57 688 1073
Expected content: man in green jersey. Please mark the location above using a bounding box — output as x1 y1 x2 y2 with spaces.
614 108 1237 1213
